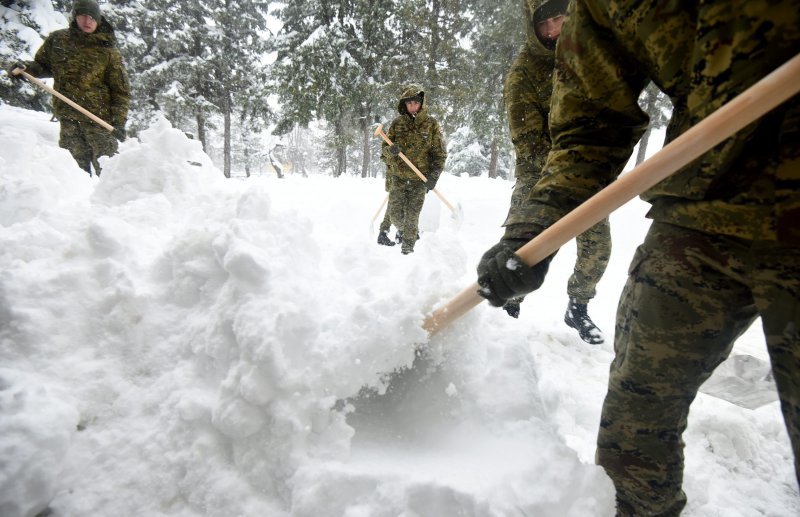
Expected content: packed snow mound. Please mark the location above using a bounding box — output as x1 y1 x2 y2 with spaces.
0 110 614 515
0 369 78 517
2 104 795 516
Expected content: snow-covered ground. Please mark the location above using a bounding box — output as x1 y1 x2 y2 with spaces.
1 104 797 516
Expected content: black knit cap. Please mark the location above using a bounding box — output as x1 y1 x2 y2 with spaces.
72 0 101 21
405 93 424 104
533 0 569 25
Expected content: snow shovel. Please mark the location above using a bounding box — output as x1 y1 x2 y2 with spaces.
698 354 778 410
11 67 114 132
420 53 800 407
374 124 464 228
369 194 389 234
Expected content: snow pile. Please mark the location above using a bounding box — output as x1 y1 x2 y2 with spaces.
0 104 796 516
0 369 78 517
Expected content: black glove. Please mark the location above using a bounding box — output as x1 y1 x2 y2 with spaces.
7 62 25 80
112 123 126 142
426 169 441 192
388 143 401 156
476 238 553 307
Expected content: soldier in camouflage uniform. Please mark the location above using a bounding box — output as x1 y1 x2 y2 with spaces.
502 0 611 344
379 85 447 255
7 0 130 177
477 0 800 514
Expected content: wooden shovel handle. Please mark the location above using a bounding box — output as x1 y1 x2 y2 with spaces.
422 52 800 336
374 124 457 213
16 69 114 132
371 194 389 226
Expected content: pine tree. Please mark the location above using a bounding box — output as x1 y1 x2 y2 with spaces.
458 0 523 179
0 1 66 113
109 0 273 177
269 0 397 177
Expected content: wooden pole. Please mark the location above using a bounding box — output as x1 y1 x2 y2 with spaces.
422 52 800 337
371 194 389 228
15 69 114 132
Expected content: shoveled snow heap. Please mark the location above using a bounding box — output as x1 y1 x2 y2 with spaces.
0 105 795 516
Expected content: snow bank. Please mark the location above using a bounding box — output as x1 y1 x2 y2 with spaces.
1 104 795 516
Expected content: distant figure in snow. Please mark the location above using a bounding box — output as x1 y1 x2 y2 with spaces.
378 84 447 255
7 0 130 177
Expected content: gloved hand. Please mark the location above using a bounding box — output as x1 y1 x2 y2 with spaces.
388 143 401 156
7 62 25 80
426 168 441 192
112 123 126 142
476 237 553 307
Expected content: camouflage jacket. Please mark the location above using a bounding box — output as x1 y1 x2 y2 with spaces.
24 18 130 128
508 0 800 243
504 0 558 184
381 85 447 185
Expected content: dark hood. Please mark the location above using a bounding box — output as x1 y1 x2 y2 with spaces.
397 84 426 115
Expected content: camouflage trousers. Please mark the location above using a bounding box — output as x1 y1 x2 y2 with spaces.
384 176 426 252
60 118 118 176
506 178 611 303
378 202 392 233
598 221 800 516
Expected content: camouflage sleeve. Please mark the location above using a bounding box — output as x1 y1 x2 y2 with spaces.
427 119 447 178
27 35 54 78
380 120 399 166
504 50 551 183
508 0 650 232
106 49 130 127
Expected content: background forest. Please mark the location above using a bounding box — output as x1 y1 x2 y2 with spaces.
1 0 669 179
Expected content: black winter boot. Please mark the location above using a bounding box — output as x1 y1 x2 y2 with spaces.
564 298 604 344
377 231 396 246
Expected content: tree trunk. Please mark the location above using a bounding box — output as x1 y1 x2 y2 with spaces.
223 90 231 178
195 107 207 153
488 137 498 178
337 146 346 177
360 116 370 178
334 119 346 177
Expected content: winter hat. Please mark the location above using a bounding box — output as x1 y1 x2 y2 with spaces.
533 0 570 50
533 0 570 24
407 93 424 104
72 0 102 22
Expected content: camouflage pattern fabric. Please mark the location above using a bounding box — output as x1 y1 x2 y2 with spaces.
381 84 447 252
378 208 392 234
599 222 800 515
504 0 611 304
22 17 129 174
568 218 610 303
386 176 426 253
24 18 130 129
59 118 118 174
504 48 553 186
381 85 447 185
507 0 800 243
501 0 800 513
